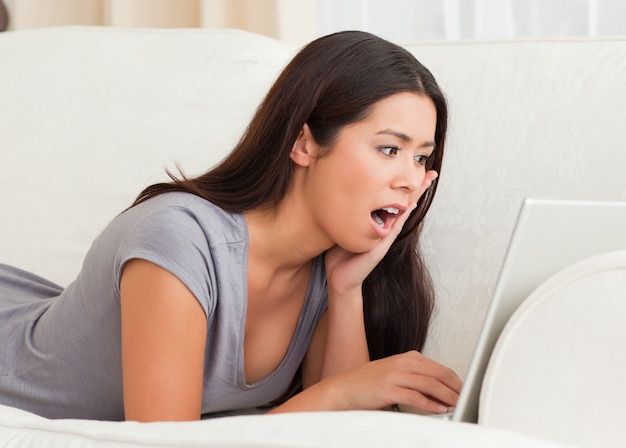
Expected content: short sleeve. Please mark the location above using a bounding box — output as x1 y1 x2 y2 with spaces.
114 206 215 319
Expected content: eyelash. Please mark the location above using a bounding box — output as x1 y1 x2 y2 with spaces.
377 146 431 166
378 146 399 157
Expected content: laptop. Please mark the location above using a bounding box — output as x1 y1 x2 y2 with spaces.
437 197 626 423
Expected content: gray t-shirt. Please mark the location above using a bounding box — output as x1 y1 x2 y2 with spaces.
0 192 328 420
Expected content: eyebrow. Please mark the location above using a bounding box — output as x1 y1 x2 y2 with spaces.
376 129 436 148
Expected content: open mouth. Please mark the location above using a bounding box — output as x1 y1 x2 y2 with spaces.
371 206 400 228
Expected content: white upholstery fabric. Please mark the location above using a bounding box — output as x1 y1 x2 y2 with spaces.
479 250 626 447
2 28 626 379
0 405 575 448
406 38 626 378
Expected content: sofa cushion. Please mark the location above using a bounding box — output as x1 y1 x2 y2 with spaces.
0 404 574 448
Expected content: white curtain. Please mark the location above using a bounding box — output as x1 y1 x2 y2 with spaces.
316 0 626 43
4 0 626 43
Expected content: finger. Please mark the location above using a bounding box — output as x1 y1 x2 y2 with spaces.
362 202 417 264
386 201 417 238
424 170 438 188
411 363 463 395
388 385 451 414
380 354 460 405
416 170 438 199
394 371 459 408
404 351 463 393
378 172 437 248
418 379 459 408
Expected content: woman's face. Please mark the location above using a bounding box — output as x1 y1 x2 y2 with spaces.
303 91 437 253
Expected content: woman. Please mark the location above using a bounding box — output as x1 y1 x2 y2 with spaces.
0 30 461 421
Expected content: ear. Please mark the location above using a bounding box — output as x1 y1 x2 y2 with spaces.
290 124 317 167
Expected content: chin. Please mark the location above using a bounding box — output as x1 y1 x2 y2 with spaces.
337 236 380 254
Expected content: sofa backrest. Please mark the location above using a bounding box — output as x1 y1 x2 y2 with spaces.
1 27 625 377
404 37 626 374
0 27 294 285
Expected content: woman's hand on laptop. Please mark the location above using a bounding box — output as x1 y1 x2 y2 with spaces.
322 350 462 414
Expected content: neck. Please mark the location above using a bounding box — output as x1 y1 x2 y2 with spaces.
244 191 332 273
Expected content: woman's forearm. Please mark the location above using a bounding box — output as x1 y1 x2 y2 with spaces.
319 287 370 379
267 377 341 414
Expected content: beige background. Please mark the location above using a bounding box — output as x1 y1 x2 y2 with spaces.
3 0 316 45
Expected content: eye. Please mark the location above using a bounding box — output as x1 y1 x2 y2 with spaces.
414 154 429 166
378 146 399 157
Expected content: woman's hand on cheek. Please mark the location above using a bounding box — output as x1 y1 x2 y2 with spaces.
320 350 462 414
324 199 418 297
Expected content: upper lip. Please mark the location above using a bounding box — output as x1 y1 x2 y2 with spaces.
377 204 408 214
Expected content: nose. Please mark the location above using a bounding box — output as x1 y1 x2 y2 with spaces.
390 159 423 193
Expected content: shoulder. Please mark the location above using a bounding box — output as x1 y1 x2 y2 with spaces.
125 192 246 246
112 191 249 273
108 193 248 318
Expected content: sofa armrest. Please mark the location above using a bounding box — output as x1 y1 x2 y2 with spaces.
480 250 626 447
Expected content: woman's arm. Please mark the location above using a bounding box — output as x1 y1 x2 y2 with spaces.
293 169 461 413
302 203 420 386
301 285 370 388
273 350 461 414
309 170 440 383
120 259 207 422
319 255 371 378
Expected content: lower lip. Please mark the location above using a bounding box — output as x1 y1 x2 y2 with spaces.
370 215 394 238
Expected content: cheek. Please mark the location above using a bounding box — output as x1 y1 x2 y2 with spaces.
311 171 364 229
309 143 382 222
315 153 365 197
329 166 378 218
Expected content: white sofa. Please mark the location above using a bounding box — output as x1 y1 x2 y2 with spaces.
1 26 625 447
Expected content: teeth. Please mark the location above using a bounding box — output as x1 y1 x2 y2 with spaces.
373 212 385 227
382 207 400 215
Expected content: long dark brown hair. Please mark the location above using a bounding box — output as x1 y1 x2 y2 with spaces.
132 30 447 359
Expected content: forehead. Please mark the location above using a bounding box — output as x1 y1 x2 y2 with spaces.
352 92 437 139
